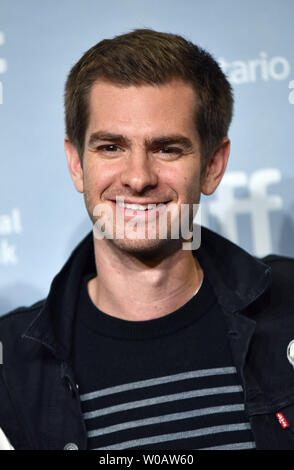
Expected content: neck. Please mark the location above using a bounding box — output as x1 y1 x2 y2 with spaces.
87 238 204 321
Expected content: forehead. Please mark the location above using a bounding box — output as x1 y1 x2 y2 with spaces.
86 79 198 139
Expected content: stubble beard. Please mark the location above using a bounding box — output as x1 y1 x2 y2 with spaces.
83 187 199 261
88 209 196 265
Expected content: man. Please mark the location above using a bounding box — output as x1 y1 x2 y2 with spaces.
1 29 294 451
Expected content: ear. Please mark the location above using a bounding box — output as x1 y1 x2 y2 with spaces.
64 137 84 193
201 137 230 195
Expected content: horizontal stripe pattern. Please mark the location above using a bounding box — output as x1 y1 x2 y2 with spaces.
94 423 252 450
80 367 237 401
88 404 245 438
83 385 243 420
80 366 256 450
200 441 256 450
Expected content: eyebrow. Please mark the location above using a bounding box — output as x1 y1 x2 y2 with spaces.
87 131 194 151
88 132 131 147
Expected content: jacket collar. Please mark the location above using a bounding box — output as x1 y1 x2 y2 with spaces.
196 227 271 313
22 226 272 360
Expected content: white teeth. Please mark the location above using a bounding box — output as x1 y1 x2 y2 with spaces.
116 202 165 211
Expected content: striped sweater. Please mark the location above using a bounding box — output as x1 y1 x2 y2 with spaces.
72 274 256 450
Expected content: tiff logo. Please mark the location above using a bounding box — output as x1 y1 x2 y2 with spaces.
206 168 282 257
0 31 7 104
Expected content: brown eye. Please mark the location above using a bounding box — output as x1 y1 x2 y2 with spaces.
157 147 182 158
160 147 180 153
98 144 120 152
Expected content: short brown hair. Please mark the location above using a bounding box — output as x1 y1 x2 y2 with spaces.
64 28 233 163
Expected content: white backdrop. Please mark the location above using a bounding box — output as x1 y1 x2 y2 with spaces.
1 0 293 315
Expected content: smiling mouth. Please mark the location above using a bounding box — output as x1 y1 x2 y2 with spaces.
109 199 171 217
116 201 166 211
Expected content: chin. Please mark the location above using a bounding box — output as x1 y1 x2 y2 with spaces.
108 236 183 260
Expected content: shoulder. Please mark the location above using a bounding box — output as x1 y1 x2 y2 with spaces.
261 254 294 284
262 253 294 267
247 254 294 323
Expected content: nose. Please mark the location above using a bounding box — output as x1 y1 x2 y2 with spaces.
120 149 158 193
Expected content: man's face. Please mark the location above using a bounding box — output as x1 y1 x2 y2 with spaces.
66 79 221 257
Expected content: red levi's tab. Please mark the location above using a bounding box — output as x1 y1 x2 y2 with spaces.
276 412 290 429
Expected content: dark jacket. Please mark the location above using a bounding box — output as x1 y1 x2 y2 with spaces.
1 227 294 450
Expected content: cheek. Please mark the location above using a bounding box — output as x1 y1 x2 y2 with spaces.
167 164 201 199
83 160 117 194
